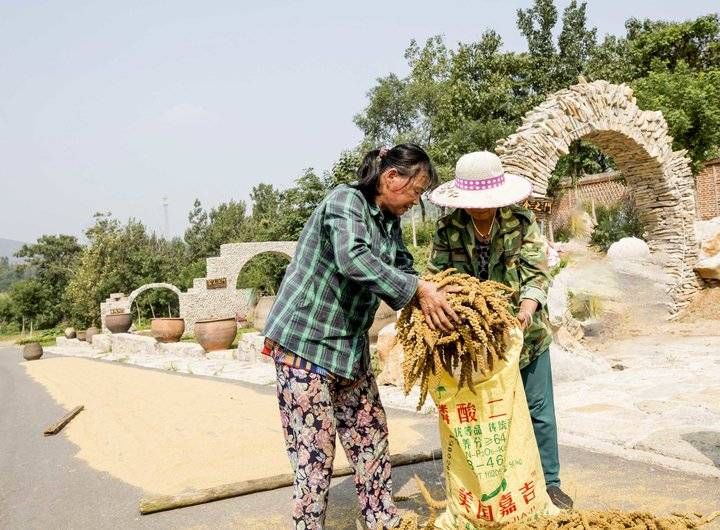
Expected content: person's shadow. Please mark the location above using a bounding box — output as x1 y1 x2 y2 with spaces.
681 431 720 468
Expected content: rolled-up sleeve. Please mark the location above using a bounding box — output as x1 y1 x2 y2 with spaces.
323 188 418 310
518 219 550 308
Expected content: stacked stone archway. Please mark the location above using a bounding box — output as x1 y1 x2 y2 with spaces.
180 241 297 331
496 79 699 311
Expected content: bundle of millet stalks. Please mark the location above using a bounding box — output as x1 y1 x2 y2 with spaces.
397 269 519 410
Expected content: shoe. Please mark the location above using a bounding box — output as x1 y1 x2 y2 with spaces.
547 485 574 509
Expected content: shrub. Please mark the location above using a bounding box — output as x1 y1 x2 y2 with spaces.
590 199 645 252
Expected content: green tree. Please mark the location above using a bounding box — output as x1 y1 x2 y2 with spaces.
279 169 328 239
248 183 285 241
633 63 720 170
14 234 82 324
184 199 249 260
557 1 597 86
8 279 48 333
66 213 191 326
325 150 362 188
517 0 559 95
625 14 720 78
0 257 27 292
353 74 418 145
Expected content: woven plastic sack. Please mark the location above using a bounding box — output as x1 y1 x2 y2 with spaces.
429 328 558 528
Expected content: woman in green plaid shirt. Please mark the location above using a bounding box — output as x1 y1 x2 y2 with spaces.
264 144 458 530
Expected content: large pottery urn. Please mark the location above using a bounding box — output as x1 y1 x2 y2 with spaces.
105 313 132 334
76 330 87 341
194 317 237 352
85 326 100 344
252 295 277 331
23 343 43 361
64 327 76 339
151 318 185 343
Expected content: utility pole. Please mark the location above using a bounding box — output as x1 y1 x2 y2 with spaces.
162 196 170 238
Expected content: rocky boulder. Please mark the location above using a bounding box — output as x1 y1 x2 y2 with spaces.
607 237 650 261
695 254 720 280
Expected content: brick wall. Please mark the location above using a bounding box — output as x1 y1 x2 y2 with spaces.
695 159 720 220
550 171 629 229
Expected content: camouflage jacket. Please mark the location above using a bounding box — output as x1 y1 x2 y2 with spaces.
427 206 552 369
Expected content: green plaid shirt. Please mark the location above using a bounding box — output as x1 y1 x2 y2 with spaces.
264 184 418 380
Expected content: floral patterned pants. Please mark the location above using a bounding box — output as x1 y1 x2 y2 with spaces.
275 363 399 530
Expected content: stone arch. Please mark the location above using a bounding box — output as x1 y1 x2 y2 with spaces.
128 282 182 308
211 242 297 290
496 79 699 312
235 250 293 291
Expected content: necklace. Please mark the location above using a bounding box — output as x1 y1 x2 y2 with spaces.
471 216 495 240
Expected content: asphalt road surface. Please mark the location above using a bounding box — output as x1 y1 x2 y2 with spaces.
1 346 718 529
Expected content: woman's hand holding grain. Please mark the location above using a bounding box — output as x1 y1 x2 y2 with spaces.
417 279 460 332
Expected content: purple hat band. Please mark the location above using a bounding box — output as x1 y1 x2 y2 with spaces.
455 174 505 191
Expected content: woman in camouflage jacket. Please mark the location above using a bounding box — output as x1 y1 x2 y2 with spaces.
427 150 573 510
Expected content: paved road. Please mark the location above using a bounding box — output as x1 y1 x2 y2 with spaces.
1 346 718 529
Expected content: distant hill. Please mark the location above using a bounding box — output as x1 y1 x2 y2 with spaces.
0 238 26 263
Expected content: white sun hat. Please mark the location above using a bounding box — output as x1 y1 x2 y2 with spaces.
429 151 533 209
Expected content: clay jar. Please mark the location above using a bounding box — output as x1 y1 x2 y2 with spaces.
194 317 237 352
64 327 76 339
105 313 132 334
23 343 43 361
85 326 100 344
151 318 185 343
76 330 87 341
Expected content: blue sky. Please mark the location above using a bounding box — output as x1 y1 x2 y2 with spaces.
1 0 718 242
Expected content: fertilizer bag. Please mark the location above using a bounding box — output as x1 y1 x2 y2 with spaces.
428 328 558 529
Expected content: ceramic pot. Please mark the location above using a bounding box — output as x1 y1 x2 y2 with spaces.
77 330 87 341
23 342 43 361
64 327 76 339
151 318 185 343
194 317 237 352
105 313 132 334
85 326 100 344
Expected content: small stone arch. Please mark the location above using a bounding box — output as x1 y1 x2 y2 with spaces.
128 282 182 308
235 250 293 292
495 79 699 312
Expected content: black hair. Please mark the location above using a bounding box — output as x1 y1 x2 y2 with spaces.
354 143 438 202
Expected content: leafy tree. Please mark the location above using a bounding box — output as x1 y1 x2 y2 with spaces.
184 199 249 260
625 14 720 78
279 169 328 239
66 213 190 326
0 257 27 293
557 1 597 86
325 150 362 188
633 63 720 170
14 234 82 324
8 279 48 332
353 74 418 145
517 0 559 95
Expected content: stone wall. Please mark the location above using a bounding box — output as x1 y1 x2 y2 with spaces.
496 79 699 312
696 159 720 221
